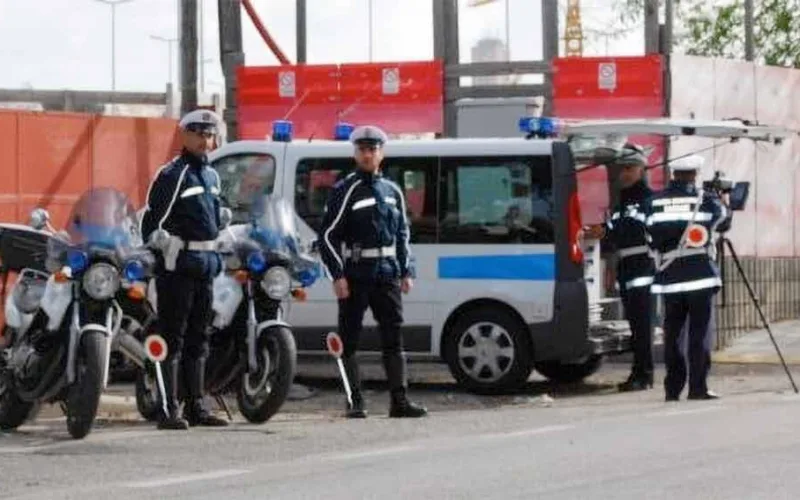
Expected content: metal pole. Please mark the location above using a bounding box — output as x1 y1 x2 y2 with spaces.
152 35 179 87
745 0 754 61
368 0 373 62
111 4 116 91
505 0 510 60
296 0 307 63
200 0 205 93
664 0 674 54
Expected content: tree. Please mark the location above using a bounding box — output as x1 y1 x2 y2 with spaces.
611 0 800 68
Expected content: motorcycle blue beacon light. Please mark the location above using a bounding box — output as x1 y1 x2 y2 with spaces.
246 252 267 274
518 116 562 138
271 120 293 142
334 122 355 141
123 260 146 282
66 249 88 273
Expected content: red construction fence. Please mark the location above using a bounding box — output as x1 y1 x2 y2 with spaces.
0 110 180 229
237 60 443 140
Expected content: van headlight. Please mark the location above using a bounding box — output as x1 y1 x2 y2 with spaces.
261 266 291 300
82 263 120 300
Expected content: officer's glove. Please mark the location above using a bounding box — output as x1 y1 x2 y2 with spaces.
219 207 233 229
148 228 172 251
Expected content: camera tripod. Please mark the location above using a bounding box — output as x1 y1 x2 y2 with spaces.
717 236 799 393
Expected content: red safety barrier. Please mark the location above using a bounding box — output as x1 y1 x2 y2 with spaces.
237 60 444 140
553 55 667 225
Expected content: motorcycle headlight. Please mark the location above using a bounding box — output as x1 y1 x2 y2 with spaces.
261 266 291 300
82 263 120 300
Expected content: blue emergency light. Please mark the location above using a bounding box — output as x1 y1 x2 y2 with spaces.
272 120 293 142
518 116 561 138
334 122 355 141
66 249 88 273
123 259 146 282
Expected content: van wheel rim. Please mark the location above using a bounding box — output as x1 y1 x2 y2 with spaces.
457 322 515 383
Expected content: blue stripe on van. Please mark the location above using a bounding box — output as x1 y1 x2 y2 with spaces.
437 254 556 281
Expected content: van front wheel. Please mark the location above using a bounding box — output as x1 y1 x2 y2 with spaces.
443 306 533 395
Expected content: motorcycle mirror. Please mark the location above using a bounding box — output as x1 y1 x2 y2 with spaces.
220 207 233 229
29 208 50 231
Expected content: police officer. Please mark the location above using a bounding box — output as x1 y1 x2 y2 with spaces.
141 109 229 429
318 125 427 419
583 143 655 391
643 155 731 401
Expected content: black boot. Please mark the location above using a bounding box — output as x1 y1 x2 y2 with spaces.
182 358 228 427
342 355 367 418
384 353 427 418
618 372 654 392
157 358 189 430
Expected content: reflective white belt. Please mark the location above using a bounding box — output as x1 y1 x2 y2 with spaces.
344 246 396 259
625 276 654 289
659 247 708 261
186 240 218 252
617 245 649 259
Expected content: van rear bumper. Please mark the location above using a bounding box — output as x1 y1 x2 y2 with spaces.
587 321 633 356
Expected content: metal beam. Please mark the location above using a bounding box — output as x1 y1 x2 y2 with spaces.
0 89 167 105
445 61 550 78
218 0 244 141
447 84 547 101
541 0 559 116
180 0 198 115
434 0 459 137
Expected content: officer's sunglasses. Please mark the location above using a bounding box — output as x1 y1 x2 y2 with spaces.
186 124 217 138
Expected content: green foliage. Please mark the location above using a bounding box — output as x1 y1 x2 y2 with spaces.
612 0 800 68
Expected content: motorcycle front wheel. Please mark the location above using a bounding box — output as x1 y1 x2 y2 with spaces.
0 371 34 431
236 326 297 424
65 330 107 439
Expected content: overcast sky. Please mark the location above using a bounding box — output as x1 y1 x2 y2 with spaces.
0 0 645 95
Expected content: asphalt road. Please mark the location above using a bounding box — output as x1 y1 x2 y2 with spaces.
2 362 800 499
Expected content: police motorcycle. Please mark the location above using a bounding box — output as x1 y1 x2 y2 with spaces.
0 187 164 439
135 195 321 424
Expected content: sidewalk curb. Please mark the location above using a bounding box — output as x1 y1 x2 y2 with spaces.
98 394 138 415
711 352 800 366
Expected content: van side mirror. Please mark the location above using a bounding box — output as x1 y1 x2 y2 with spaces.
29 208 50 231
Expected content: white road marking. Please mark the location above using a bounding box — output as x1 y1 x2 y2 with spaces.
641 406 724 418
320 444 422 462
122 469 252 489
476 425 574 440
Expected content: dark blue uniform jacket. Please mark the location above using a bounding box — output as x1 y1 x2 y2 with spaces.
643 180 731 295
604 180 656 291
319 169 413 283
141 149 222 278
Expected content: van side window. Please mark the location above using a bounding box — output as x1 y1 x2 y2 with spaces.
382 157 438 244
294 157 356 233
210 153 276 223
439 155 555 244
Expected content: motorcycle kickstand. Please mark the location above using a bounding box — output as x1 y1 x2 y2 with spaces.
215 395 233 422
59 401 67 416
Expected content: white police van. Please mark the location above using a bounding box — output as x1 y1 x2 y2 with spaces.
206 116 787 393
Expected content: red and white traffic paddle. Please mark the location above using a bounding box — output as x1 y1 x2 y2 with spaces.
144 334 169 418
326 332 352 408
686 224 709 248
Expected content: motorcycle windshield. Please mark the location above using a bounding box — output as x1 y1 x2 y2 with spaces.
63 187 142 253
247 195 321 286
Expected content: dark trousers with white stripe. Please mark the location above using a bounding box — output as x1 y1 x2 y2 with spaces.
662 289 714 397
620 285 654 381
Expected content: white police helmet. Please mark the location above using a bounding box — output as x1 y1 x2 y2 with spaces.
349 125 388 147
670 154 704 173
179 109 222 133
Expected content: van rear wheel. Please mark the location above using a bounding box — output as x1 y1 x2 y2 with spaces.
443 306 533 395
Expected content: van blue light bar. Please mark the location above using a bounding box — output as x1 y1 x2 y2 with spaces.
518 116 562 138
272 120 293 142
